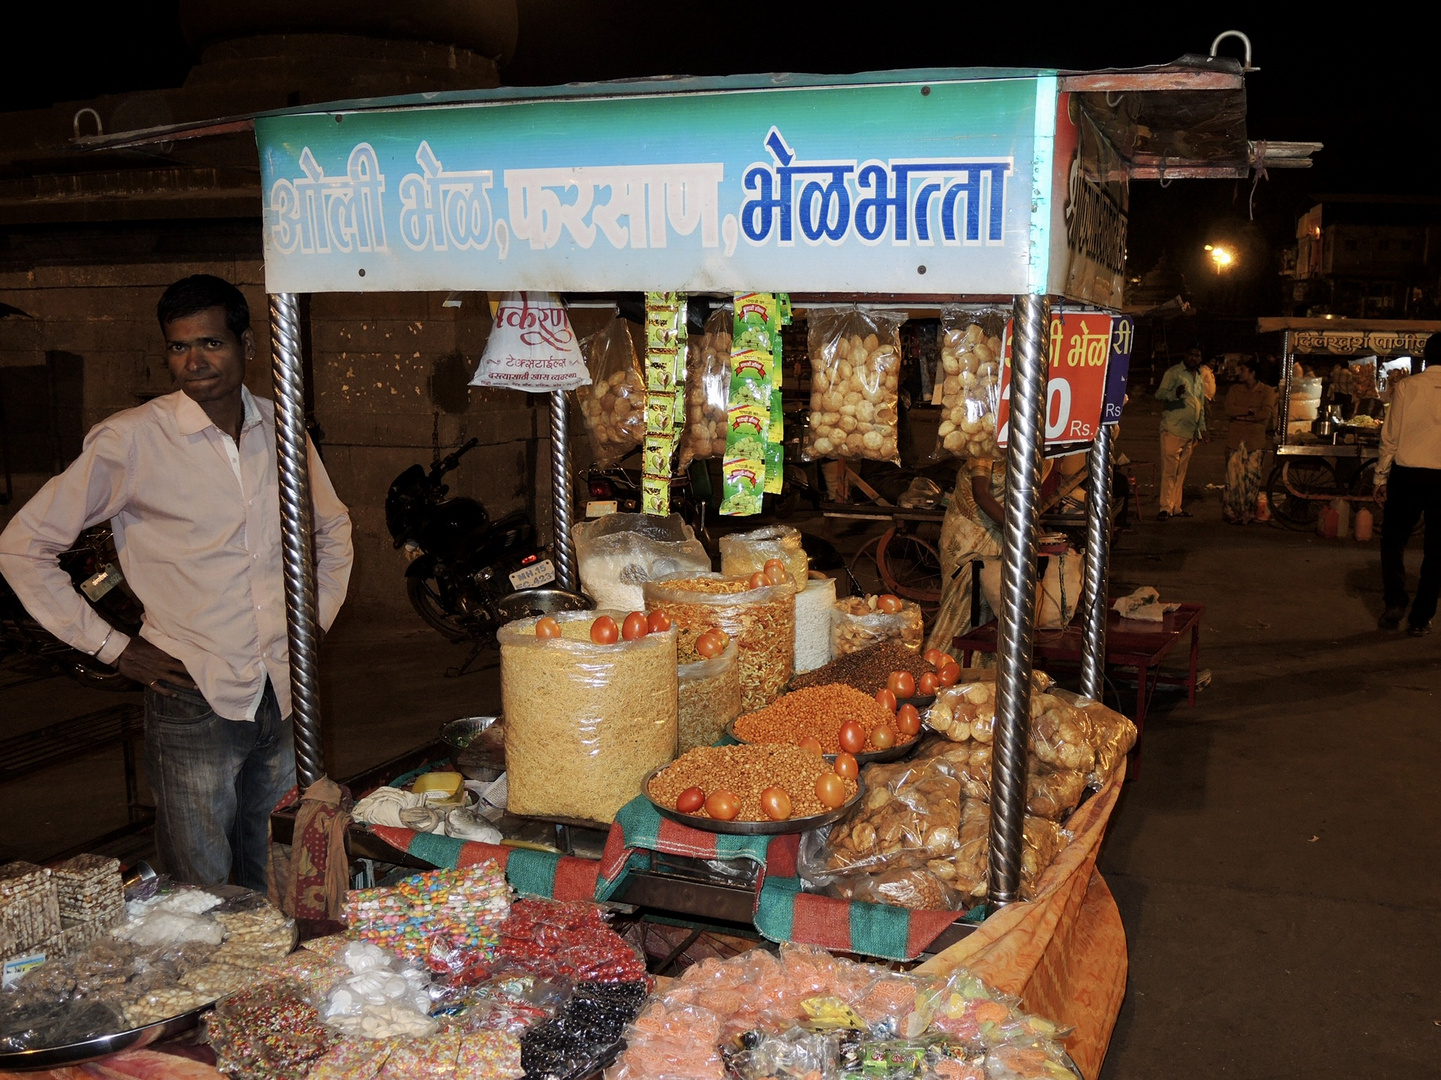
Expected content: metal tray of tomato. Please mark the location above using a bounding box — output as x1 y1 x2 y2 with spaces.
641 766 865 835
723 719 922 766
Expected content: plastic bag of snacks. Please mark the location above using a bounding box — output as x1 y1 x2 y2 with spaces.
500 611 678 823
802 307 905 463
718 523 808 585
677 640 742 754
831 594 924 656
808 757 963 877
931 307 1007 461
677 306 732 471
573 512 711 613
644 573 796 712
793 575 837 674
574 317 646 468
948 801 1064 902
1048 688 1138 787
919 737 1088 821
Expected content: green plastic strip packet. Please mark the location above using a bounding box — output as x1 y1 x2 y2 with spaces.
721 292 778 515
764 384 785 494
643 292 685 515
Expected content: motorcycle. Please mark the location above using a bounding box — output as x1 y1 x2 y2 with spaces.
0 525 144 690
385 438 556 647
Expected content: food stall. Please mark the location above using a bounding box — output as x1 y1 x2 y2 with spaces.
1261 317 1439 529
3 51 1303 1080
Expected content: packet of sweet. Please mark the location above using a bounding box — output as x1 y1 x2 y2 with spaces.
764 385 785 494
644 292 686 514
720 378 768 516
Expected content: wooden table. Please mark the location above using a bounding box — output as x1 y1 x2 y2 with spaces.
952 603 1205 778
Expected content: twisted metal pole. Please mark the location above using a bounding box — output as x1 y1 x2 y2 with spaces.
987 294 1051 911
549 390 577 592
269 292 325 788
1080 425 1116 699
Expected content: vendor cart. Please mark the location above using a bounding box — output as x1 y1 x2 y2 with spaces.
73 44 1309 1078
1260 317 1439 529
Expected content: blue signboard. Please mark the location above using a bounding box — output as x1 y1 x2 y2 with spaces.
1102 316 1134 425
254 76 1051 295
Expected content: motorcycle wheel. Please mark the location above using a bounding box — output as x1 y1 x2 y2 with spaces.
407 573 470 642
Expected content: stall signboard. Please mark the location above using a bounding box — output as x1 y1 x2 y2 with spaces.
1102 315 1133 425
1291 329 1430 356
995 311 1113 448
254 75 1054 296
1047 94 1128 309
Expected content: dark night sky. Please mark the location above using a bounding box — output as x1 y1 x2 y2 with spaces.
2 2 1428 313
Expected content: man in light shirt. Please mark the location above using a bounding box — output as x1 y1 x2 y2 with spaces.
1154 347 1209 519
0 275 353 887
1375 333 1441 635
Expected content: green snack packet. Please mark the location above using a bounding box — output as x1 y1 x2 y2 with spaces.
719 456 764 517
642 434 675 516
764 385 784 495
645 390 677 436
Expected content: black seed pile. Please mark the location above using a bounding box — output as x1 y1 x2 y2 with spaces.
518 979 649 1080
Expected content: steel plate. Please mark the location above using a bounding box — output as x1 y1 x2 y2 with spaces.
0 1003 209 1071
641 765 863 835
725 718 921 765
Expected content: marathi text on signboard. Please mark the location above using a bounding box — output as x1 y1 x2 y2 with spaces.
995 311 1114 449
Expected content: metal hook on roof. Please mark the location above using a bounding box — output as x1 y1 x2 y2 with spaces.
72 108 103 139
1210 30 1258 71
1105 90 1124 108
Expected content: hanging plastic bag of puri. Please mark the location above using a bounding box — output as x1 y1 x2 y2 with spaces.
677 306 732 472
801 306 904 464
931 307 1008 461
574 315 646 467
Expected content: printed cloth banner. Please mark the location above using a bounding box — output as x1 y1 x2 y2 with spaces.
470 291 589 392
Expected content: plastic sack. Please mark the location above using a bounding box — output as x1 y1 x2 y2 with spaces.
1050 688 1138 787
920 738 1087 821
500 612 678 823
319 942 436 1039
573 512 712 612
207 980 343 1080
644 573 796 712
932 308 1007 461
678 640 742 754
978 549 1082 630
574 317 646 467
718 523 809 585
677 307 732 471
471 292 590 392
605 1000 726 1080
831 594 924 656
802 306 905 463
793 575 837 674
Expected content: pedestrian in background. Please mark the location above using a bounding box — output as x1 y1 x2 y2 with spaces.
1222 359 1277 523
1154 346 1209 519
1376 333 1441 635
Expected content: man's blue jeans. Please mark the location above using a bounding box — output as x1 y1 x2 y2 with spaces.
143 678 295 890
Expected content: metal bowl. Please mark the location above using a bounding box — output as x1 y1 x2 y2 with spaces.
725 718 922 765
641 766 863 835
496 587 594 622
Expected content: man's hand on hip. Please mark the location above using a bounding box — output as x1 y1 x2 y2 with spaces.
117 638 196 696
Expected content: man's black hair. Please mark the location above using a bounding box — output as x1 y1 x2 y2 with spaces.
156 275 250 339
1425 333 1440 367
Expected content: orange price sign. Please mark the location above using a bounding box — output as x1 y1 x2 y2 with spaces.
995 312 1112 449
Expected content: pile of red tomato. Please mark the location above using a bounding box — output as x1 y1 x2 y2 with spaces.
533 610 674 644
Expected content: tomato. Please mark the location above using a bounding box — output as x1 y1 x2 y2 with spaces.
815 772 848 809
695 630 724 658
749 571 770 589
895 704 921 737
935 652 955 669
876 593 904 614
535 616 562 639
646 609 672 633
705 790 740 821
924 647 946 667
799 736 824 757
869 723 897 750
590 615 619 644
833 752 859 781
763 558 790 586
759 787 793 821
838 720 867 755
675 787 705 814
937 662 962 687
888 671 916 700
918 672 940 696
875 688 898 712
622 611 650 641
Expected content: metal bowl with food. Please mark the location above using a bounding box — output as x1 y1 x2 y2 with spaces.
641 765 863 836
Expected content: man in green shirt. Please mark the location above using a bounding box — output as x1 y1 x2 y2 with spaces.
1154 347 1208 519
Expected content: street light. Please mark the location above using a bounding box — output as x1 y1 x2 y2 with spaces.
1204 243 1235 274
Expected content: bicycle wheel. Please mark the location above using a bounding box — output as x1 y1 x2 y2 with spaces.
847 535 886 597
876 527 943 606
1265 459 1337 530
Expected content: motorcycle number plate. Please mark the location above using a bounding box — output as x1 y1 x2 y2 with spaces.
586 500 618 518
509 559 556 590
80 564 123 602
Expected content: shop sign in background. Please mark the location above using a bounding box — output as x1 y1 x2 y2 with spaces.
1102 316 1133 425
255 77 1040 295
994 311 1113 448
